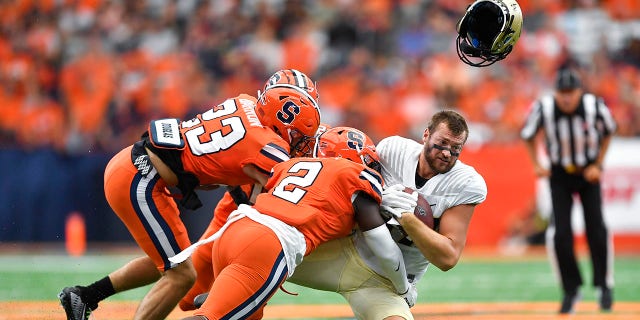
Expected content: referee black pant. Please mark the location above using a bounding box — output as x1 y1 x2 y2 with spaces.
546 167 613 294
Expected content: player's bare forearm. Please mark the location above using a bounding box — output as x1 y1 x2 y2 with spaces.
400 214 458 271
399 204 474 271
242 164 269 186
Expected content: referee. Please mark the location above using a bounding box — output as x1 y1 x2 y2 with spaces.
520 67 616 314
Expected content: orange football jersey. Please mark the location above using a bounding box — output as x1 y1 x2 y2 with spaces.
253 157 383 255
179 94 290 186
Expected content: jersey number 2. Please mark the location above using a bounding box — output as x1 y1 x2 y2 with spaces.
272 161 322 204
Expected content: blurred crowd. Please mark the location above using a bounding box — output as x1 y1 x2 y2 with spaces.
1 0 640 155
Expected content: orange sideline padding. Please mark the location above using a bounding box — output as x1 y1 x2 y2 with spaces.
460 143 537 247
460 143 640 252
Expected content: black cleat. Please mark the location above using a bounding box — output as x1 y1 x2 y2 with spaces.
58 286 96 320
598 287 613 312
194 293 209 309
559 290 581 314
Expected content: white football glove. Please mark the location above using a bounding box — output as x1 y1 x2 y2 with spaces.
380 184 418 220
400 282 418 308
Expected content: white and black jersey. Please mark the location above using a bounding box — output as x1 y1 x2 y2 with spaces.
520 93 617 169
354 136 487 283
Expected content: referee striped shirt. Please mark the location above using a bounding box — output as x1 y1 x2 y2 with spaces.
520 93 617 169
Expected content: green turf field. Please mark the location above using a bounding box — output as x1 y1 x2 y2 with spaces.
1 251 638 305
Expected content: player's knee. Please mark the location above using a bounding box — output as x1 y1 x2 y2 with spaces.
167 261 197 290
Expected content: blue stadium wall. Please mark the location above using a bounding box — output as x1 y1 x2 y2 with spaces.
0 148 220 243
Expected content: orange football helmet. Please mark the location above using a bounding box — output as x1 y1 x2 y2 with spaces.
262 69 319 101
314 126 381 172
256 69 321 156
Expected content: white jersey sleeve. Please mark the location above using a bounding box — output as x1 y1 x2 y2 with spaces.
356 135 488 283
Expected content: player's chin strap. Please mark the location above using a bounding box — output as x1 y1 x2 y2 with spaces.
279 284 299 296
456 35 502 68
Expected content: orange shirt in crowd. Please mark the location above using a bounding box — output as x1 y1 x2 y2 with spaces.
603 0 640 19
146 53 192 119
60 45 115 135
17 97 66 150
218 65 262 101
0 52 35 135
0 91 23 135
317 68 361 111
281 21 319 76
361 83 412 141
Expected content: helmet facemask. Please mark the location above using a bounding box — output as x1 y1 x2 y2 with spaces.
291 123 331 158
289 130 314 158
361 152 382 173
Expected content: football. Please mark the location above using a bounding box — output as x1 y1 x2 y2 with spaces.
404 187 434 229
